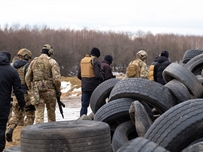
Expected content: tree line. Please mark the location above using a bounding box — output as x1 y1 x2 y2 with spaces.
1 24 203 76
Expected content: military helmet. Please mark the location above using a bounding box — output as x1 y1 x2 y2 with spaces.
42 44 54 56
17 48 32 60
136 50 147 61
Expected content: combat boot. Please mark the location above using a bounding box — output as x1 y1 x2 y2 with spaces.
6 128 13 142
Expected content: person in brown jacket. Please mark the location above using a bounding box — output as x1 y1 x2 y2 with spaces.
101 55 115 80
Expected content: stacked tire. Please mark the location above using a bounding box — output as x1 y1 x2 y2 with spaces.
21 120 111 152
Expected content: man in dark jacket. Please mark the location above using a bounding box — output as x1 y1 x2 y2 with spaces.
154 50 171 85
0 51 25 152
101 55 115 80
77 47 104 116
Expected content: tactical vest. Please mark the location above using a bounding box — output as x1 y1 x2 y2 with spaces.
80 55 95 78
126 59 142 78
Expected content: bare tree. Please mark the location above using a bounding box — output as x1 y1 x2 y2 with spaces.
1 24 203 76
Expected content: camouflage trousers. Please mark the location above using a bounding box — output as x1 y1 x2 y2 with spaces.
35 89 56 124
8 103 12 120
7 95 35 129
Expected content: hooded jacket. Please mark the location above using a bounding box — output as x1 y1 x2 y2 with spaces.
13 59 29 92
101 60 115 80
0 51 25 110
154 55 171 85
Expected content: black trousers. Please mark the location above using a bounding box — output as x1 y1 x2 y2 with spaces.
0 108 9 152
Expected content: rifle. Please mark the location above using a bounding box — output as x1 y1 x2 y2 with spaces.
56 93 65 118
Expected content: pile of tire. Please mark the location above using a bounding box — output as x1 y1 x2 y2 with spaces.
5 52 203 152
89 53 203 152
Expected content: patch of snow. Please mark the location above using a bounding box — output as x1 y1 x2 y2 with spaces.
61 81 81 97
43 97 92 122
70 94 78 97
72 87 81 92
61 81 71 93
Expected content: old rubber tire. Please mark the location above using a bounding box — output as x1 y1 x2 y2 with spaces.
112 121 137 152
163 62 203 98
90 78 120 114
132 101 153 137
164 79 194 103
196 75 203 84
117 137 169 152
182 141 203 152
108 78 177 113
94 98 134 131
4 145 21 152
144 98 203 152
184 53 203 75
182 49 203 64
21 120 111 152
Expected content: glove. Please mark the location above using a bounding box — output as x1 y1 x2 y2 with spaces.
25 105 36 112
56 92 61 98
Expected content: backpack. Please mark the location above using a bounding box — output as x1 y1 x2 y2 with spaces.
148 64 155 81
32 56 52 92
32 57 51 81
126 60 141 78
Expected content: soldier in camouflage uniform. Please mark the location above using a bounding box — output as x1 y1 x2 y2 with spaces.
126 50 148 78
25 44 61 124
6 48 35 142
9 56 24 126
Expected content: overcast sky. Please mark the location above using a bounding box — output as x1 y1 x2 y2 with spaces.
1 0 203 36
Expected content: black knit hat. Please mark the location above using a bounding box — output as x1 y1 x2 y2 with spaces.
104 55 113 64
90 47 100 58
161 50 169 58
